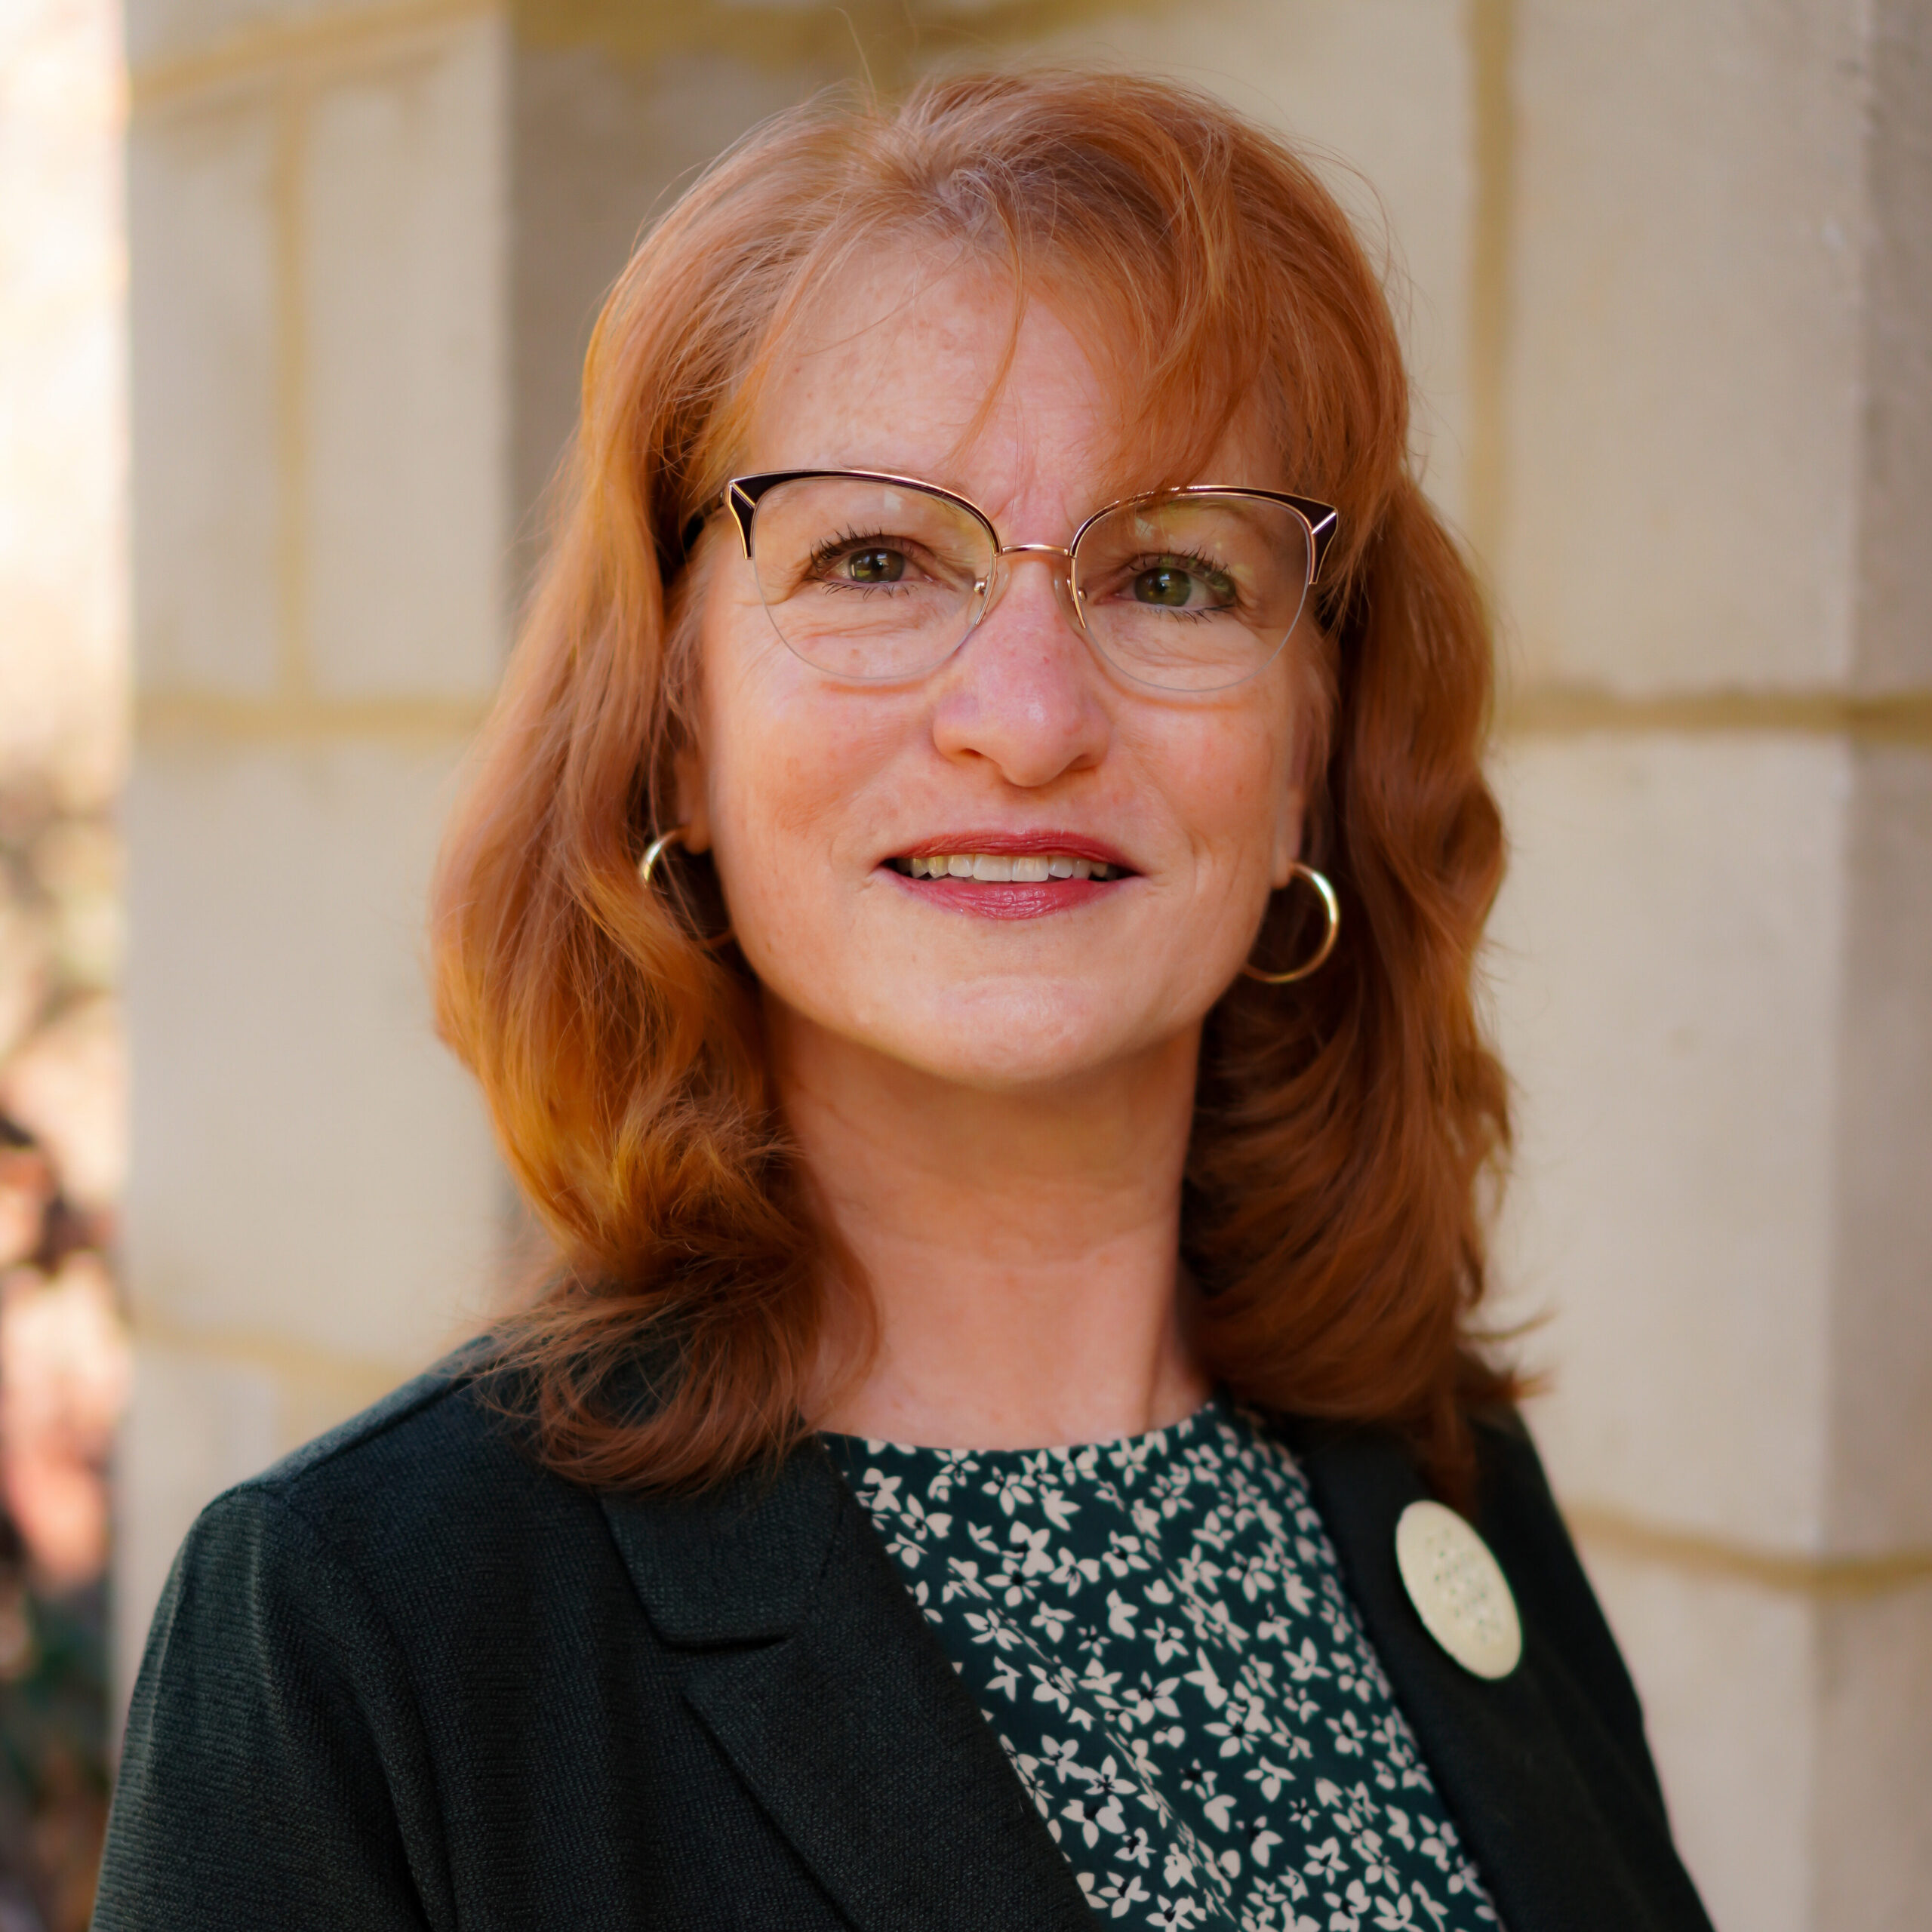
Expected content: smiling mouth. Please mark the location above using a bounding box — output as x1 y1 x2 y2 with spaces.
888 851 1129 882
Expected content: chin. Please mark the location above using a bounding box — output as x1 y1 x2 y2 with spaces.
858 978 1156 1091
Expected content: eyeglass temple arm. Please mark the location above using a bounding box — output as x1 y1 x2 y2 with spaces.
1297 500 1340 580
678 479 773 560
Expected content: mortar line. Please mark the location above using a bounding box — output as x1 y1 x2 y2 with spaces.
1567 1503 1932 1600
1500 683 1932 744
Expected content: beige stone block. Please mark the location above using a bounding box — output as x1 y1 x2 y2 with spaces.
1827 746 1932 1552
129 94 281 696
302 16 509 699
1814 1581 1932 1927
994 0 1475 528
1504 0 1869 691
509 45 841 586
1571 1537 1814 1932
124 736 504 1369
1490 733 1850 1549
113 1340 278 1709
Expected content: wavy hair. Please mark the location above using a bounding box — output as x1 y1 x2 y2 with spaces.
431 69 1515 1497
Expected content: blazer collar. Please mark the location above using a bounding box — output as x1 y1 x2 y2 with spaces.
598 1445 840 1645
604 1417 1706 1932
601 1443 1091 1932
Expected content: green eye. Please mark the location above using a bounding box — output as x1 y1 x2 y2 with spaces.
1131 558 1235 609
1134 565 1194 607
845 547 905 583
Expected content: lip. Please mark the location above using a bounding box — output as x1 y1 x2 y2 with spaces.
884 829 1137 872
875 829 1137 922
881 871 1124 921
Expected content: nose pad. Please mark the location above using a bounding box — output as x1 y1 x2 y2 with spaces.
975 546 1084 638
1048 566 1084 632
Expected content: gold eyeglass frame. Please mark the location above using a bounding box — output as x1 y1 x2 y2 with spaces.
680 470 1340 694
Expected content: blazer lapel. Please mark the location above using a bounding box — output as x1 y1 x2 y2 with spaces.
1290 1425 1709 1932
602 1445 1091 1932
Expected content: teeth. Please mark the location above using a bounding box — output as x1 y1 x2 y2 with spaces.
898 852 1120 881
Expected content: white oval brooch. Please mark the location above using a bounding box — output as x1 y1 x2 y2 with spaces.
1394 1500 1523 1681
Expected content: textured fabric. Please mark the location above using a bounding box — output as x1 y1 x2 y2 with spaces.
91 1349 1715 1932
828 1400 1500 1932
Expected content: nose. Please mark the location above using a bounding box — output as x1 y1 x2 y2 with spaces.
981 543 1081 632
929 546 1108 787
975 543 1104 652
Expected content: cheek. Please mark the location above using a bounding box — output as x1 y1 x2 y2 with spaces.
712 690 894 858
1124 694 1297 871
697 606 909 926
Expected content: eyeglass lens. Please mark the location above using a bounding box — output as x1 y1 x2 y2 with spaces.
744 476 1314 692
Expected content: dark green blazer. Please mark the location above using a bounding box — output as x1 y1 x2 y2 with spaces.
94 1351 1713 1932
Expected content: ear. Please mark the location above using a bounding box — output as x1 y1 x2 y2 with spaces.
1270 782 1305 891
672 740 713 855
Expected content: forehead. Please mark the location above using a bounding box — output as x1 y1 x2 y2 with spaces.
740 253 1281 504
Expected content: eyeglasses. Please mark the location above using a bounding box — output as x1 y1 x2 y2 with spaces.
681 471 1339 694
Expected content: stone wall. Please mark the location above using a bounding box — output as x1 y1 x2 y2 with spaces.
119 3 1932 1925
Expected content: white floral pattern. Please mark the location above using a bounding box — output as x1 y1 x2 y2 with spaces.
826 1398 1503 1932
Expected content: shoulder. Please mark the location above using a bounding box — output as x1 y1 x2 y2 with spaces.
107 1346 645 1932
164 1340 611 1651
205 1340 528 1518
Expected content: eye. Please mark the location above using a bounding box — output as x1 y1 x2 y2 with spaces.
842 545 906 584
1133 563 1194 608
1130 556 1236 610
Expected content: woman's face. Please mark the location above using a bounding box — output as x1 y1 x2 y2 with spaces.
680 260 1313 1094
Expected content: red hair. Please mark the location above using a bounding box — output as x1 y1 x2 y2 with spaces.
430 69 1515 1497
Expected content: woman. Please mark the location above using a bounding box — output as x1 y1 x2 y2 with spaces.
95 72 1713 1932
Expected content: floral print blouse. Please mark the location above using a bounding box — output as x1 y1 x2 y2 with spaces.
825 1396 1502 1932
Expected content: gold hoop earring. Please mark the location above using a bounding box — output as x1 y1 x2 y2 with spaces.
638 825 738 954
638 826 688 887
1240 863 1340 984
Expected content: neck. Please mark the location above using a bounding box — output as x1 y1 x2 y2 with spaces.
774 1002 1211 1450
